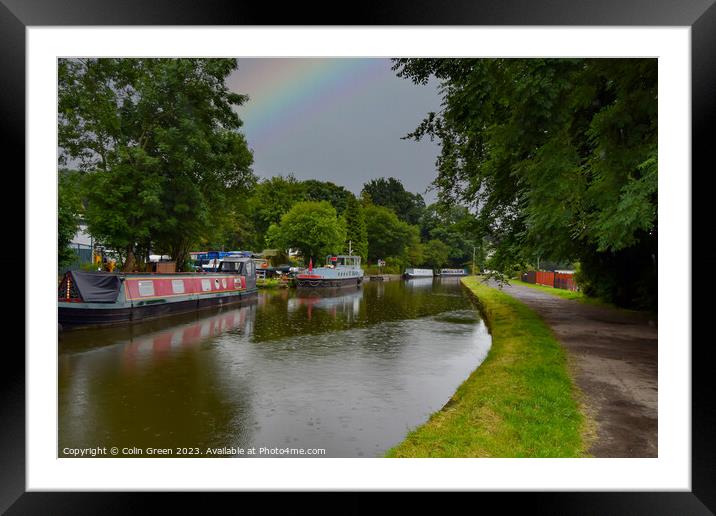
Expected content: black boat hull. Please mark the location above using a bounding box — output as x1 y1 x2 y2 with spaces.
295 277 362 289
59 289 258 329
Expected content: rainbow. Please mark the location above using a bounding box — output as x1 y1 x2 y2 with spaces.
230 58 389 151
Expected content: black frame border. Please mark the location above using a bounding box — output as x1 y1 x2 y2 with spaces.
3 1 713 512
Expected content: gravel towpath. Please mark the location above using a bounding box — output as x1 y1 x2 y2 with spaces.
493 281 658 457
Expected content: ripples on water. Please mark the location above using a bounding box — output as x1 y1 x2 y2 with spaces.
59 277 491 457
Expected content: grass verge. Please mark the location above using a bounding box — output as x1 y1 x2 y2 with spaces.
256 278 289 289
385 276 589 457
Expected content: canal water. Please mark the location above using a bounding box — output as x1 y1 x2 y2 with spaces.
59 277 491 458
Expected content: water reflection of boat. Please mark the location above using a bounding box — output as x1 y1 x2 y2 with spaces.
404 277 434 289
120 304 256 365
287 288 363 319
61 301 258 353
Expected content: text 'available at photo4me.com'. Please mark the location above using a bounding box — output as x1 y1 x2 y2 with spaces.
61 446 328 457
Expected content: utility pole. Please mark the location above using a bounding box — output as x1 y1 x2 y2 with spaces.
472 246 476 276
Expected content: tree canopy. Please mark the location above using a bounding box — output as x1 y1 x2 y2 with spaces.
423 239 450 270
364 204 418 262
58 58 255 270
344 194 368 261
302 179 352 214
266 201 346 263
420 204 479 267
58 170 84 267
393 58 657 308
247 174 307 245
361 177 425 225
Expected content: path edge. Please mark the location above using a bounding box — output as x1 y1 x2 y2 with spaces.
385 276 592 458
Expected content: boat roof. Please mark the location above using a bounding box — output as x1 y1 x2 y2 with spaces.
222 255 253 262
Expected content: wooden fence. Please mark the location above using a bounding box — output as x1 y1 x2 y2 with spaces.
521 270 577 291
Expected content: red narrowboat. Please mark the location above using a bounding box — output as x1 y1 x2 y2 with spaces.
58 256 258 328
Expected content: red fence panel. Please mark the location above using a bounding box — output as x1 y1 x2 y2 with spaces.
554 272 577 291
521 270 577 291
521 271 536 284
535 271 555 287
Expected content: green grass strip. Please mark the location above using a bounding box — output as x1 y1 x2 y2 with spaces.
256 278 287 289
386 276 589 458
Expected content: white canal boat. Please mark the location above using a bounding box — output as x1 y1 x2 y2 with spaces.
404 268 434 278
439 268 467 276
295 255 364 289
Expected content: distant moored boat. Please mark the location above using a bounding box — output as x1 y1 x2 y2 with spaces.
439 268 467 276
404 268 434 278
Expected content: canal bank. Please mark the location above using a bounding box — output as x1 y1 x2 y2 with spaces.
386 276 590 457
485 278 657 458
366 274 402 282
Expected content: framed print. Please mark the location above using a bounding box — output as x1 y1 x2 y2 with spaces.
2 0 713 512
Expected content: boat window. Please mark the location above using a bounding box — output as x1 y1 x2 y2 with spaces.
138 281 154 297
220 260 244 273
201 279 211 292
171 279 185 294
214 279 220 289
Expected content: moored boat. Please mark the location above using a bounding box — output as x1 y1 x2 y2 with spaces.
58 256 258 328
439 268 467 276
403 268 434 278
295 255 364 289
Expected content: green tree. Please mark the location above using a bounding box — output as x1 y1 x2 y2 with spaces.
364 204 417 262
420 203 479 267
423 239 450 270
406 236 425 267
58 58 255 270
343 194 368 260
58 170 84 267
266 201 346 264
394 58 657 309
224 177 353 253
361 177 425 225
302 179 351 214
248 174 307 247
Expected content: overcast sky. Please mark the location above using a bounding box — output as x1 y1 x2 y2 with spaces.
226 58 443 203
